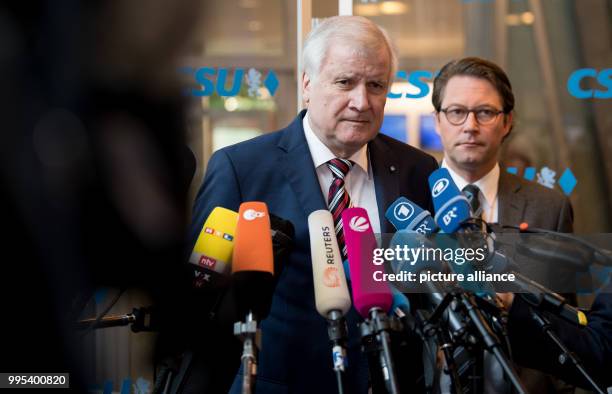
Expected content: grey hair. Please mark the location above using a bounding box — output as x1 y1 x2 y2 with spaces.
302 16 398 87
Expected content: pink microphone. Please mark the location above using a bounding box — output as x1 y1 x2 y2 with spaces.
341 207 400 394
342 207 392 317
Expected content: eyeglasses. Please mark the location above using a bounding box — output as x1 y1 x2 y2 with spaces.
440 106 505 125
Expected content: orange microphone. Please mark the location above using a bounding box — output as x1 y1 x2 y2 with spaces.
231 201 274 394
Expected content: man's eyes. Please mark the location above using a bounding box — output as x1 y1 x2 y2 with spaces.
477 109 496 116
448 108 467 115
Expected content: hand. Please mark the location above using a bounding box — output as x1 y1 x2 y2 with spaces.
496 292 515 310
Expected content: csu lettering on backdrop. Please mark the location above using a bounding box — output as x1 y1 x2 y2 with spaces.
567 68 612 99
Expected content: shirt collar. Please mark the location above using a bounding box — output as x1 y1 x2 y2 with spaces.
441 160 500 207
303 112 370 178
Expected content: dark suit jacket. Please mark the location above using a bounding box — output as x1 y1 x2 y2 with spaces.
497 171 594 391
508 283 612 389
498 170 573 232
189 110 438 394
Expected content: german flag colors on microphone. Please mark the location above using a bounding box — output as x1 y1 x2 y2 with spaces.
190 206 238 274
232 201 274 274
308 210 351 317
342 207 392 318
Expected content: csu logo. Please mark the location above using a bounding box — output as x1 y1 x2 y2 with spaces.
388 70 436 99
393 202 414 221
349 216 370 232
180 67 279 97
431 179 450 198
567 68 611 99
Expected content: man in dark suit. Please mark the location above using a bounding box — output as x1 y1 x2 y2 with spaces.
432 57 572 232
432 57 578 393
189 16 438 394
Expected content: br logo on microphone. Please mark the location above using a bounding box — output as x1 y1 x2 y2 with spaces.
322 267 341 288
349 216 370 232
393 202 414 222
432 178 449 198
243 209 265 221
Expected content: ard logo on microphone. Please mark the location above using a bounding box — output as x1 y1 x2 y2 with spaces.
349 216 370 232
432 179 449 198
243 209 265 221
393 202 414 221
322 267 341 288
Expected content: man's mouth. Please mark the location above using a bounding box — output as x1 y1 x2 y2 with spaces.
457 141 483 147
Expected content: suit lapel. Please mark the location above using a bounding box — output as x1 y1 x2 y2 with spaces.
277 111 327 216
370 137 398 233
498 171 525 226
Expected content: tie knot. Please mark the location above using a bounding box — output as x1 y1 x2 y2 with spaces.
327 158 353 179
462 184 481 199
462 184 482 217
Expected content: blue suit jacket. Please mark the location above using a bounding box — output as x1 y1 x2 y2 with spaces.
190 111 438 393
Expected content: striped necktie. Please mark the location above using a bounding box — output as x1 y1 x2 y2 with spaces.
326 158 354 260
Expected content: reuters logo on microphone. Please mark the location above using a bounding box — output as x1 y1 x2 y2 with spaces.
322 267 341 288
243 209 265 221
349 216 369 232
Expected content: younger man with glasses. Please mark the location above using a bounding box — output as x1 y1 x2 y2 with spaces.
433 56 572 231
433 57 575 393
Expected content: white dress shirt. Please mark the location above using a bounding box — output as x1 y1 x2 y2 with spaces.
303 113 381 233
442 160 500 223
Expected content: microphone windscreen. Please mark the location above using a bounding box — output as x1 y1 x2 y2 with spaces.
189 206 238 274
308 210 351 317
428 168 470 233
232 202 274 274
342 207 392 318
385 196 438 234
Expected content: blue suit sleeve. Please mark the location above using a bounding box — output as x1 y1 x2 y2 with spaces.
189 148 243 249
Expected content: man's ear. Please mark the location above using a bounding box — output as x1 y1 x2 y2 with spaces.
302 72 311 104
434 112 442 136
502 111 513 138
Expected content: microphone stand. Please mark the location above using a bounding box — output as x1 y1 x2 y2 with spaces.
234 312 259 394
528 307 606 394
420 293 463 394
75 307 155 332
360 307 400 394
458 293 527 394
327 310 347 394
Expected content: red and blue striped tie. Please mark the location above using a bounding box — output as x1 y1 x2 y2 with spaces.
326 158 354 260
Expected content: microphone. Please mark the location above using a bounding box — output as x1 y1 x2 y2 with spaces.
189 207 239 289
385 196 438 234
389 230 467 339
308 210 351 393
342 207 400 394
231 201 274 394
342 208 393 316
486 252 588 326
504 222 612 268
428 168 471 233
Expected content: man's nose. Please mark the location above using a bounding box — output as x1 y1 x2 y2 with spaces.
349 84 371 112
462 111 479 131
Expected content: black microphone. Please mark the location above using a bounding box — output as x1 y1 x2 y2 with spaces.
486 252 588 326
503 223 612 268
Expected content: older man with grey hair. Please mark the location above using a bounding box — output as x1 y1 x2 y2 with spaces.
189 16 438 393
